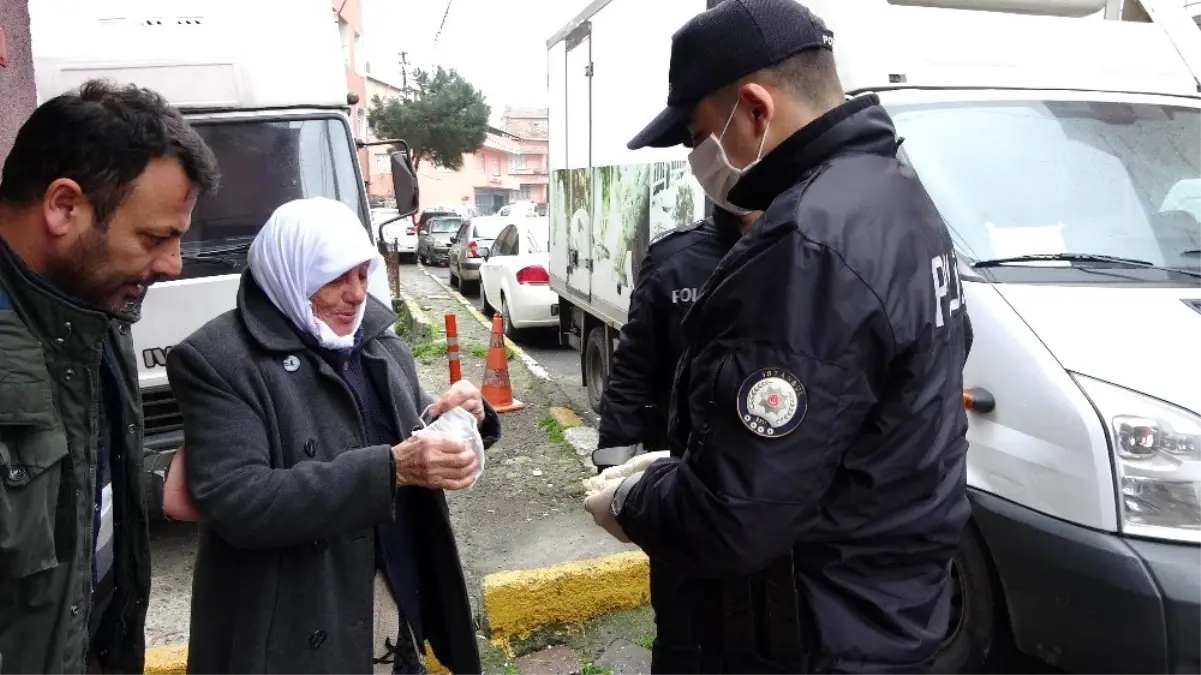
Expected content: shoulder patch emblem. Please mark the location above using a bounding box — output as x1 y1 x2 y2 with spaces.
736 368 807 438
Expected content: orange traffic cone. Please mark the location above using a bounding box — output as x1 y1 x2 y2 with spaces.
481 314 525 414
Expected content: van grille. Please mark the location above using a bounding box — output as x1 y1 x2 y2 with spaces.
141 387 183 436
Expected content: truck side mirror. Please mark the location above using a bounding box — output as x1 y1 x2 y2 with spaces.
390 149 420 219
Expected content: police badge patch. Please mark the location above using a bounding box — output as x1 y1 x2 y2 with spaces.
736 368 807 438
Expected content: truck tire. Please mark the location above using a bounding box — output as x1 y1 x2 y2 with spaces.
931 525 1010 674
585 327 608 414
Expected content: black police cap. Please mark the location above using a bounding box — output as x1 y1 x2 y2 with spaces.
627 0 835 150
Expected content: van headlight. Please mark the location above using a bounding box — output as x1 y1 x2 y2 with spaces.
1074 374 1201 543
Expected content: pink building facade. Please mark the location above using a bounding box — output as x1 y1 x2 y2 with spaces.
0 0 36 165
418 106 548 216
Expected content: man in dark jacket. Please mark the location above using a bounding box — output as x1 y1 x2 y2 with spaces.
594 206 758 675
0 80 218 673
584 1 974 672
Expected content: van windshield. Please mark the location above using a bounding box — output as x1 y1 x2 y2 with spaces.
179 117 365 280
888 100 1201 279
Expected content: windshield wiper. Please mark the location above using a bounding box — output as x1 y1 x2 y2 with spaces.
965 252 1152 267
182 242 251 268
972 253 1201 279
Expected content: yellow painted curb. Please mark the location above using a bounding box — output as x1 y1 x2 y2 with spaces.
144 644 187 674
549 406 583 428
417 263 535 362
482 551 650 641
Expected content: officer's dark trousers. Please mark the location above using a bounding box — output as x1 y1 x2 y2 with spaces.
649 560 701 673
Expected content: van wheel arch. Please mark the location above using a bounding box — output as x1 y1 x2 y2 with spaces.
931 519 1015 673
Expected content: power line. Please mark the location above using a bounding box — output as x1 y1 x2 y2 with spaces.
431 0 454 55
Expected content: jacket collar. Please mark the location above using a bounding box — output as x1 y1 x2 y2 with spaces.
236 270 396 353
711 208 746 244
0 233 115 350
727 94 900 212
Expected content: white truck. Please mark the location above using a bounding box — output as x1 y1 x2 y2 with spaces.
29 0 420 516
547 0 1201 672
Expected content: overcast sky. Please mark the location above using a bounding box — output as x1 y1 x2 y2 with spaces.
363 0 585 122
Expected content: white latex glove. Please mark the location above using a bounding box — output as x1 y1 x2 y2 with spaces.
584 450 670 497
583 475 633 543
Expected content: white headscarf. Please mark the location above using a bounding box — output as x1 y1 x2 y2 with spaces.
248 197 382 351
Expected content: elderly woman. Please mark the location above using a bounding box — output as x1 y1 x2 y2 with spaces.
166 197 496 674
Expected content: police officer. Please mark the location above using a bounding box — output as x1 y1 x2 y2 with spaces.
593 206 759 675
594 206 759 465
583 1 974 672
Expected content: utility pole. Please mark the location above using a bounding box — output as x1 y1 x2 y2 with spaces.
398 51 409 100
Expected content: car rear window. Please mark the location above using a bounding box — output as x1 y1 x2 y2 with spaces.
473 220 507 239
429 218 461 233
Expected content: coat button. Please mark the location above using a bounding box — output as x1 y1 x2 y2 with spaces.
309 630 327 650
7 467 27 483
119 324 129 335
312 539 328 552
127 424 137 435
304 438 317 458
71 604 81 616
62 368 75 382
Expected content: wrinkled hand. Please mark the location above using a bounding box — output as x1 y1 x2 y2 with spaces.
392 432 479 490
429 380 486 422
583 476 630 543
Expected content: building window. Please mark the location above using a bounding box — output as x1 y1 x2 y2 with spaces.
510 153 526 170
338 18 352 68
358 109 368 140
492 157 501 175
519 185 533 201
353 32 365 76
374 153 390 174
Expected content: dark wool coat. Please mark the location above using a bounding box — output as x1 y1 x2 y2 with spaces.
166 272 494 674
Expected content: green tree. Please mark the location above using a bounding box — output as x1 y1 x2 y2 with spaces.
367 66 491 170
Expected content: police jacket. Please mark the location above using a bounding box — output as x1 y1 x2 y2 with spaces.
614 94 974 672
596 209 743 456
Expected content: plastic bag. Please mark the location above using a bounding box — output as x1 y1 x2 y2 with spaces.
582 449 670 497
413 405 485 489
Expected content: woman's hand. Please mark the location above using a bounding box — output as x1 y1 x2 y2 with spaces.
391 432 479 491
428 380 486 423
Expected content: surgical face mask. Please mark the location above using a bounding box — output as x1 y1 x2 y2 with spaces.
415 404 486 489
688 100 770 216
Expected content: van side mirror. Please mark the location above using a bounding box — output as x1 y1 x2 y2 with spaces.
390 146 419 218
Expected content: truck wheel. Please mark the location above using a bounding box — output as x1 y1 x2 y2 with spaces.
931 525 1010 674
585 327 608 414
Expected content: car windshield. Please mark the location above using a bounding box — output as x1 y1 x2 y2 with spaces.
429 218 461 234
474 220 507 240
888 99 1201 277
180 117 365 280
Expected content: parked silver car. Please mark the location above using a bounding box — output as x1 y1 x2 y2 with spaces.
417 216 463 265
447 218 507 295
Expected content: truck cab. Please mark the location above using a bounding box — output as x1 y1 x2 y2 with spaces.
28 0 419 516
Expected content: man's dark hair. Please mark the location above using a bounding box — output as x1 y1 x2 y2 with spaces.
0 79 220 227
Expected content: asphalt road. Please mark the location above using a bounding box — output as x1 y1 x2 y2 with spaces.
419 262 598 425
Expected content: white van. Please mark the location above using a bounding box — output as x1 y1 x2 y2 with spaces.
549 0 1201 671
